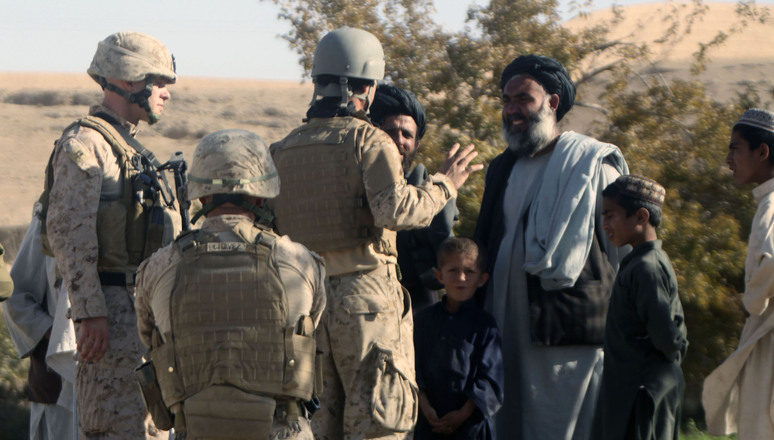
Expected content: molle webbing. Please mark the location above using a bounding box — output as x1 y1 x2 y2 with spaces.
38 115 161 268
169 230 314 401
271 118 382 252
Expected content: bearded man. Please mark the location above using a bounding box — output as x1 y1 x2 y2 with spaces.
370 84 457 312
474 54 629 440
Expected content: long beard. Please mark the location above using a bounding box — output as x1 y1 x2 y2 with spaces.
502 100 556 158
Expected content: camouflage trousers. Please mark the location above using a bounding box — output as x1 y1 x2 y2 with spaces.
75 285 165 440
312 264 418 440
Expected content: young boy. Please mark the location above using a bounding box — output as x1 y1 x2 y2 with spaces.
591 175 688 440
703 108 774 439
413 237 504 439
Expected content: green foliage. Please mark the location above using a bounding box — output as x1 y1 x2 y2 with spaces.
260 0 770 430
0 305 31 440
682 418 738 439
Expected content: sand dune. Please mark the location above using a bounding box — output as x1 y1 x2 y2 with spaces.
565 1 774 62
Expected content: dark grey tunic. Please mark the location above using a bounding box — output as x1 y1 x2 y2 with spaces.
592 240 688 440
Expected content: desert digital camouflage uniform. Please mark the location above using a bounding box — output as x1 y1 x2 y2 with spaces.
270 27 464 440
135 215 327 440
135 129 326 440
44 31 177 440
271 106 455 440
46 103 178 440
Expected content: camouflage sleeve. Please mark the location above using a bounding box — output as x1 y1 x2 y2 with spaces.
135 245 180 348
308 250 327 327
361 128 457 231
47 131 107 321
275 237 327 327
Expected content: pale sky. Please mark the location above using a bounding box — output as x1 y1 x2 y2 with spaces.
0 0 757 80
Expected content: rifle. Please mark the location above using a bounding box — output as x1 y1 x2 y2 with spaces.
159 151 191 232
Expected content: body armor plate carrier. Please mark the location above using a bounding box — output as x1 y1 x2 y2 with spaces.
154 227 316 413
270 117 389 253
38 115 169 272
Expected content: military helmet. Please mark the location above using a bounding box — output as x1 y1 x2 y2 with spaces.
311 27 385 81
88 31 176 84
188 129 280 200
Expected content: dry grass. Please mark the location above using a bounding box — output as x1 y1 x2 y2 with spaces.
0 73 312 229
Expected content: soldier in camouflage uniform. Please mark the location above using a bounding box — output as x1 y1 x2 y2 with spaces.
269 27 482 439
44 31 179 439
135 129 327 440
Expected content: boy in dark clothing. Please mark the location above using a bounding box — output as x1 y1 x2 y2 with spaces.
591 175 688 440
414 237 504 439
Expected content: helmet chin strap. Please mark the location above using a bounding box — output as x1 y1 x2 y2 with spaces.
101 76 160 124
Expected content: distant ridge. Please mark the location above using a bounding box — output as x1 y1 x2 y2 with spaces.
564 1 774 61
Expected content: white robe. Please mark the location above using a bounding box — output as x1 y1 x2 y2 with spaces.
3 211 77 440
703 177 774 439
487 135 623 440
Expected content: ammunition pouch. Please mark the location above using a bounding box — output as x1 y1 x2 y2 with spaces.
181 386 275 440
134 360 175 430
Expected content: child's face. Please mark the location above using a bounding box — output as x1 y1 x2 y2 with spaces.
435 252 489 305
602 197 643 248
726 130 769 186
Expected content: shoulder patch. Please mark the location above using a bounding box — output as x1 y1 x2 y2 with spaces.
67 145 87 166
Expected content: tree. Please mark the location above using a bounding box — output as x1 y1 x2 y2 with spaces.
261 0 770 426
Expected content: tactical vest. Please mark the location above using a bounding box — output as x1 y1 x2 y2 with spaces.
270 117 390 253
38 115 168 272
155 227 317 412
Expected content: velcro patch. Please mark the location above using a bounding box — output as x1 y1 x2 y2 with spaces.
205 242 249 252
67 146 87 166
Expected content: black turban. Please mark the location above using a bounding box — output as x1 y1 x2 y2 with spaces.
370 84 427 140
499 54 576 122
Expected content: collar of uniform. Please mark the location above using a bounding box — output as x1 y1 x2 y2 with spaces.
89 104 138 136
200 214 256 230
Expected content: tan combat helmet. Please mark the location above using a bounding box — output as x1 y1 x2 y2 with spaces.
188 129 279 224
311 27 385 107
88 31 176 124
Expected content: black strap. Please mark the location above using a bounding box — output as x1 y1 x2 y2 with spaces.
99 271 135 287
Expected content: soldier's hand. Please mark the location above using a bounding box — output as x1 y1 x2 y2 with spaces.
77 317 109 363
439 143 484 190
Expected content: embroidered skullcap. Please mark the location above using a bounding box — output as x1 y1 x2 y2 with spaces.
612 175 665 207
735 108 774 133
499 54 576 121
370 84 427 140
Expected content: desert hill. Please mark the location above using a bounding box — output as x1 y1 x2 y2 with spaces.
559 1 774 132
1 1 773 257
